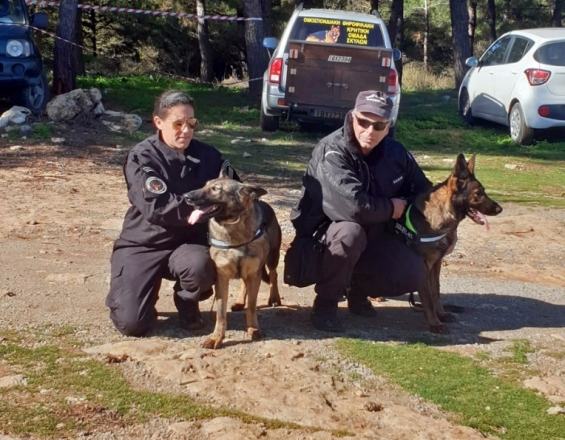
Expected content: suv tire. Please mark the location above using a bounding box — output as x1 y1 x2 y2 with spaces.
18 73 49 115
509 102 534 145
260 106 279 132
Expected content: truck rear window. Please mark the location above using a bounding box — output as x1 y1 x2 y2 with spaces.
534 42 565 66
289 17 384 48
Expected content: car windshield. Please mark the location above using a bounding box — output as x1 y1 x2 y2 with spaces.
0 0 26 24
534 41 565 66
289 17 384 47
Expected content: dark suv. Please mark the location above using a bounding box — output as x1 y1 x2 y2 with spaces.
0 0 48 113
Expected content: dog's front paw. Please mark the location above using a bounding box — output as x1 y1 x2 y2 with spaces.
247 328 262 341
429 324 449 334
202 337 223 349
231 303 245 312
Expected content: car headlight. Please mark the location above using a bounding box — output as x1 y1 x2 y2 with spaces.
6 40 31 57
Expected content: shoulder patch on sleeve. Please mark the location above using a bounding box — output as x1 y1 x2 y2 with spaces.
145 176 167 195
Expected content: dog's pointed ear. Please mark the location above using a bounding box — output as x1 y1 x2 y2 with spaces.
453 153 468 177
239 184 267 200
467 154 476 175
218 160 236 179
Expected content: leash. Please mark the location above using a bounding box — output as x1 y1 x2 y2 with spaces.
208 204 266 249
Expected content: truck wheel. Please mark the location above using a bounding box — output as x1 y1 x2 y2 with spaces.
18 73 49 115
509 102 534 145
260 107 279 132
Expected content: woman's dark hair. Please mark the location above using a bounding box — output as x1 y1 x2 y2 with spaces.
153 90 195 118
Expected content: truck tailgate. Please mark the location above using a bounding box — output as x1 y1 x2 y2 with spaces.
286 40 393 109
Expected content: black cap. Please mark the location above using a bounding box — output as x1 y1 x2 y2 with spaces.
354 90 393 120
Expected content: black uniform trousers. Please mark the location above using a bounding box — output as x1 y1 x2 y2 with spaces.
105 243 215 336
314 221 427 304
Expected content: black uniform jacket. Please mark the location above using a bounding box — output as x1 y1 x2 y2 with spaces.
291 112 431 237
115 134 227 249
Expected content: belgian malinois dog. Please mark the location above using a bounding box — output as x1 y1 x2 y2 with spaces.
392 153 502 333
185 177 281 349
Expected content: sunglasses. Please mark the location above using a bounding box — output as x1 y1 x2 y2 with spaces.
354 113 389 131
172 118 198 131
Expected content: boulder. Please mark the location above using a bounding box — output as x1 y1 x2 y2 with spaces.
46 88 102 122
0 106 31 130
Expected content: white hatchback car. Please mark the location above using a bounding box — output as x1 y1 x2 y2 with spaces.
458 28 565 145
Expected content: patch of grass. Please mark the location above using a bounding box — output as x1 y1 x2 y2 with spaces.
337 340 565 440
0 332 347 438
31 122 53 141
78 75 565 208
507 340 534 365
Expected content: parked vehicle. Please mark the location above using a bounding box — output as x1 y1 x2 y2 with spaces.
0 0 48 114
459 28 565 145
260 6 401 132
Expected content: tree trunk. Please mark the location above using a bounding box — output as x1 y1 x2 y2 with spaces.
53 0 79 94
468 0 477 52
74 8 85 76
88 9 97 57
243 0 268 101
449 0 472 89
262 0 273 37
196 0 214 83
424 0 429 70
370 0 379 13
487 0 496 42
553 0 563 26
388 0 404 85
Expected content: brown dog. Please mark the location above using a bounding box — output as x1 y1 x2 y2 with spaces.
185 177 281 349
393 154 502 333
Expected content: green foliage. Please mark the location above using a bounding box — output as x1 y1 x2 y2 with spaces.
337 340 565 440
81 75 565 208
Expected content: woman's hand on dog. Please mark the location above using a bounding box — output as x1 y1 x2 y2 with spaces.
391 198 407 220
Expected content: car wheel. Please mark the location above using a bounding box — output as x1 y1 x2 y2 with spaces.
260 106 279 132
18 73 49 115
509 102 534 145
459 89 475 125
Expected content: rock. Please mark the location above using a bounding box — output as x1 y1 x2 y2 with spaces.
243 151 252 158
524 376 565 403
88 88 102 104
9 145 23 151
0 374 27 388
19 124 33 136
51 137 66 144
0 106 31 129
46 89 101 122
100 111 142 134
547 405 565 415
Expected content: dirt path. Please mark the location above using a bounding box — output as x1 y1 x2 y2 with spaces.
1 140 564 439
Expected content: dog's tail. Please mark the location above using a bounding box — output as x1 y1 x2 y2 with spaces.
261 267 270 284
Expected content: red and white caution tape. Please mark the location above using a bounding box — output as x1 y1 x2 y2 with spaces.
25 1 262 21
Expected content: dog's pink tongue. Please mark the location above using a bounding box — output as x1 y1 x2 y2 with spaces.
188 209 205 225
478 211 490 231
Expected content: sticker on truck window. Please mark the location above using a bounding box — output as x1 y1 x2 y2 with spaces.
294 18 383 47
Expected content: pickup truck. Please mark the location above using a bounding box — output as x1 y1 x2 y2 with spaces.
260 6 400 131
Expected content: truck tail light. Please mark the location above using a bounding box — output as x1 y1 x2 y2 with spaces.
525 68 551 86
387 69 399 94
269 58 283 84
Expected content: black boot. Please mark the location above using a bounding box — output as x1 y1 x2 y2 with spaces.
174 294 204 330
311 296 344 333
348 294 377 317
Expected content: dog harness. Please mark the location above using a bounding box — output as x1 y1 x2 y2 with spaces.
208 204 267 250
393 204 447 245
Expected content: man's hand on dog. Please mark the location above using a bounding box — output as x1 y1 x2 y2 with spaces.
391 198 407 220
